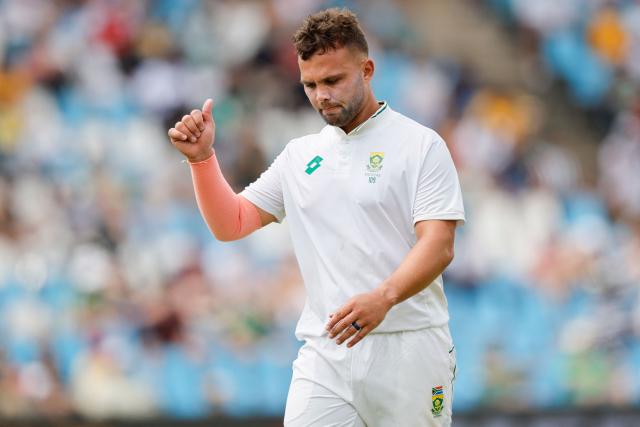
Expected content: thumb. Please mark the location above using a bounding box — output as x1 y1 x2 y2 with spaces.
202 98 213 122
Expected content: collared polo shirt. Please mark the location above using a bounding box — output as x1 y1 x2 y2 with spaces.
241 102 465 338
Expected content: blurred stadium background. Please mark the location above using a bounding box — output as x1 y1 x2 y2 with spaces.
0 0 639 425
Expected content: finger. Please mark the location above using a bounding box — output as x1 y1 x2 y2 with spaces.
181 115 200 136
336 321 360 345
175 122 197 142
168 128 187 142
329 311 358 339
326 306 349 334
202 98 213 121
190 109 205 131
347 325 370 348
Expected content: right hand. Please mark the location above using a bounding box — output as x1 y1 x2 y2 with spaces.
168 98 215 163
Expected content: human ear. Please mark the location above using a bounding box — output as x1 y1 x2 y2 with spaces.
362 58 375 81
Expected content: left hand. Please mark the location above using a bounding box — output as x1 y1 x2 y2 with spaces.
325 289 394 348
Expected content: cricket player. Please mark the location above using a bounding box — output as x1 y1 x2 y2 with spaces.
168 8 464 426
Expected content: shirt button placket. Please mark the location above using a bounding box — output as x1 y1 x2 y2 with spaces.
337 137 350 173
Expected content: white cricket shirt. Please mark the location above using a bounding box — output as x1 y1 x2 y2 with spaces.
241 102 465 338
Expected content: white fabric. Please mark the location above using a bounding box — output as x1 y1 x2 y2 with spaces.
285 380 367 427
241 103 465 338
284 326 456 427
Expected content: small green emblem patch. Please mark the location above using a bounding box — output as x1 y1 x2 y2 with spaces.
305 155 323 175
367 151 384 173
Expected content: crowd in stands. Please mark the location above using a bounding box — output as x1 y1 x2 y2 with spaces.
0 0 638 419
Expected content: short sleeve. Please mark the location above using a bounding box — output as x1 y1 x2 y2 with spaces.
413 133 465 225
240 146 287 222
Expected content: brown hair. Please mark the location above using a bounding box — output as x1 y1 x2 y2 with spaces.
292 8 368 60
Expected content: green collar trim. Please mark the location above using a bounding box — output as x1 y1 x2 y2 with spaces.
349 101 388 135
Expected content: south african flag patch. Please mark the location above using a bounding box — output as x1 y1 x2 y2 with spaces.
431 385 444 417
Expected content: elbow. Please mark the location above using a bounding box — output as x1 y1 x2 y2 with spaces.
443 246 455 267
212 229 238 242
216 234 238 243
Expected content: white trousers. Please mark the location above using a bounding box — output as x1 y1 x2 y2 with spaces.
284 325 456 427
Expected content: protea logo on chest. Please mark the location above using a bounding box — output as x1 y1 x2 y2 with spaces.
365 151 384 183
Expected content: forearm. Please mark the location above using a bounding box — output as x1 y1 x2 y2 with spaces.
377 231 454 307
189 152 261 241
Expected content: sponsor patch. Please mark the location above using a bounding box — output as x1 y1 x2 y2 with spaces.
305 155 323 175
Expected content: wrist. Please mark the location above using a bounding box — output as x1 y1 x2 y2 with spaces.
376 282 400 310
187 148 215 164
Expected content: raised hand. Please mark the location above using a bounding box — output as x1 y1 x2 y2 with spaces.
168 98 216 163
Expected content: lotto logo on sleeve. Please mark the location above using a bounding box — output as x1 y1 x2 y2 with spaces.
431 386 444 417
305 155 324 175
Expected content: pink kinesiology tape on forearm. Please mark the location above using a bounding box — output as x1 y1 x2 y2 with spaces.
189 153 261 241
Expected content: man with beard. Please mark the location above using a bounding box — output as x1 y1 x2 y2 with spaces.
168 8 464 427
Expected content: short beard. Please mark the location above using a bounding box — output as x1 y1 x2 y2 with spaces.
319 83 365 128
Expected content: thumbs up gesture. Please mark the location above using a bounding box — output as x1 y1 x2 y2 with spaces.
168 99 216 163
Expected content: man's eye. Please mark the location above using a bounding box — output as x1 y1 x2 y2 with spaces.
304 83 315 89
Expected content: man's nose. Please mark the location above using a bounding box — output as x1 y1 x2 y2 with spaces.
316 86 331 103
